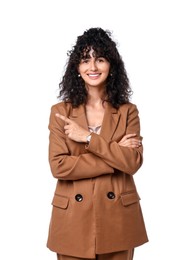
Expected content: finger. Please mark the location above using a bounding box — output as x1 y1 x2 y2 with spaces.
130 139 142 145
129 138 142 145
55 113 65 120
119 143 140 148
64 126 69 132
125 133 137 138
119 133 137 143
119 140 141 147
119 138 140 145
65 129 70 135
55 113 71 123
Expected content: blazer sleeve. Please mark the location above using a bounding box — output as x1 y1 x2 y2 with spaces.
48 105 114 181
85 104 143 175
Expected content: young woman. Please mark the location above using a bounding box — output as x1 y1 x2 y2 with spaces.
47 27 148 260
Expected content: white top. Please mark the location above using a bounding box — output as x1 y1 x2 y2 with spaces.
88 125 101 135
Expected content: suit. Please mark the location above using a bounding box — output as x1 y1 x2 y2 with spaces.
47 101 148 258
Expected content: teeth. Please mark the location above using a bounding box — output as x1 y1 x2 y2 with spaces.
89 74 99 77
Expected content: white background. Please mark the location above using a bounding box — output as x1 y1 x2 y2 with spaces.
0 0 190 259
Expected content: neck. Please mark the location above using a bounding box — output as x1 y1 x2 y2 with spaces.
86 85 106 106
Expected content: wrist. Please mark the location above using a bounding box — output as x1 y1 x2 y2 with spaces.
86 133 92 144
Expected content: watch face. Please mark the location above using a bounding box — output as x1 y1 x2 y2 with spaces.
87 134 91 143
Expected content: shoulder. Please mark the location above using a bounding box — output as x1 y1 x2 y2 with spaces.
48 102 73 128
50 101 72 114
118 102 138 114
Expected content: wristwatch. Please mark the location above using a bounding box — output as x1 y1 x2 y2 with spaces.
86 134 92 144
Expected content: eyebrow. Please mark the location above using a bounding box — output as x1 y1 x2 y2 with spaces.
81 54 105 60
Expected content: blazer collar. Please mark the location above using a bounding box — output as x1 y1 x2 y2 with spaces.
69 104 89 130
100 102 120 141
69 102 120 141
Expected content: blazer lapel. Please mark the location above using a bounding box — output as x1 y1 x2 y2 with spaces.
69 104 89 131
68 102 120 142
100 102 120 141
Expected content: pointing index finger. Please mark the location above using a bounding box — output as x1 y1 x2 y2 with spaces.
55 113 70 123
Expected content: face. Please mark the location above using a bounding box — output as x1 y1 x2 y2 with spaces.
78 49 110 88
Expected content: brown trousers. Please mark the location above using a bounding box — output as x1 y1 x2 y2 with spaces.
57 249 134 260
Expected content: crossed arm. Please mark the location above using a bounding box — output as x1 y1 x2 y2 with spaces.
55 113 142 148
48 104 143 181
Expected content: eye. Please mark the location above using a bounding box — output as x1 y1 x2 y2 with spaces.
81 59 89 64
97 58 105 62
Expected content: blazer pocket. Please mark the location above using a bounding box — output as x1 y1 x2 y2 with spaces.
52 194 69 209
120 191 140 206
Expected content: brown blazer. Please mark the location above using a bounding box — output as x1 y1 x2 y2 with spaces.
47 101 148 258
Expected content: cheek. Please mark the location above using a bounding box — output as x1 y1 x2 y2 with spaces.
78 64 84 73
78 66 88 75
103 65 110 75
104 63 110 72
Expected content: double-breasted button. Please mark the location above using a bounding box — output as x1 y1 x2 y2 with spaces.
75 194 83 202
107 192 115 199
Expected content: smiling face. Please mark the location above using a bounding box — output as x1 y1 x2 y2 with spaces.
78 48 110 89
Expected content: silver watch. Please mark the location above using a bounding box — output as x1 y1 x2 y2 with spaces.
86 134 92 144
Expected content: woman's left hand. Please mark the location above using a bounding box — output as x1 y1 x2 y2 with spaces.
55 113 90 143
118 133 142 148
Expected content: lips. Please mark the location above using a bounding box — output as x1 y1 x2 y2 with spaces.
88 73 101 79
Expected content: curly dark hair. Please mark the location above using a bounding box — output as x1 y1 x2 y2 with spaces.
58 27 132 108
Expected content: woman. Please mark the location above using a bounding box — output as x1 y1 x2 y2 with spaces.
47 27 148 260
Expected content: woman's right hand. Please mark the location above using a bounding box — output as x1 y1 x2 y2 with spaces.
118 133 142 148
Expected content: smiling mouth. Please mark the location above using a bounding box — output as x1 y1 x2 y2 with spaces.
88 73 101 78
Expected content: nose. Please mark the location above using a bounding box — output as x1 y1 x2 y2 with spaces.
89 60 97 71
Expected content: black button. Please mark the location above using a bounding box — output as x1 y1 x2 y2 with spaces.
107 192 115 199
75 194 83 202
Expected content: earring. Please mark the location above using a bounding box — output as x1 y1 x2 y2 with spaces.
78 74 81 77
110 73 113 76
